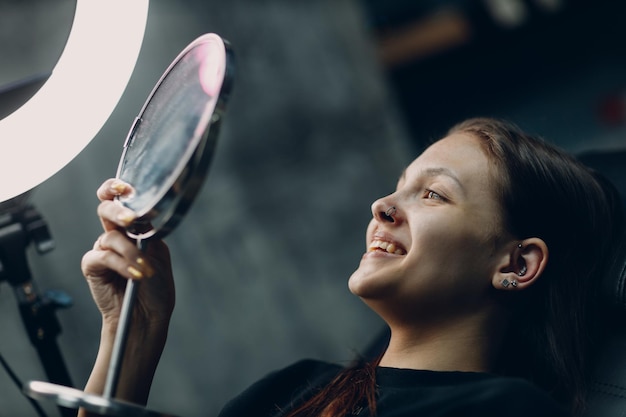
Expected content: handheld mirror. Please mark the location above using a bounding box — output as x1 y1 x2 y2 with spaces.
118 32 233 240
24 33 233 417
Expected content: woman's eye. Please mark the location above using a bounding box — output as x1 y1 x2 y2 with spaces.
426 190 443 200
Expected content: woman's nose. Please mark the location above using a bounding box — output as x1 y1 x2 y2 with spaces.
371 198 398 223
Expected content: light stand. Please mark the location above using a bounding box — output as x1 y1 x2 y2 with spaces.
0 194 74 417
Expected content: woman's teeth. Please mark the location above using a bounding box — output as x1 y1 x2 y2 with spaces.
369 240 406 255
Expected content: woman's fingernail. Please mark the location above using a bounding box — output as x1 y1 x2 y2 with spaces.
136 258 155 277
127 265 144 279
117 211 136 224
110 180 127 195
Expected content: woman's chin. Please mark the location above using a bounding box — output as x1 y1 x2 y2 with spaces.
348 268 391 299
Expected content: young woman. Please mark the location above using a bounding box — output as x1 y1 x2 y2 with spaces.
79 118 624 417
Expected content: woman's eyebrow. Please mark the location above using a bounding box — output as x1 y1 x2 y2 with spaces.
424 167 465 194
398 167 465 195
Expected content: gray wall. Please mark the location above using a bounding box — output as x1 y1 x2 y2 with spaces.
0 1 412 416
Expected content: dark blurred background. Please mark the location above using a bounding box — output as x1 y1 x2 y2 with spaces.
0 1 624 416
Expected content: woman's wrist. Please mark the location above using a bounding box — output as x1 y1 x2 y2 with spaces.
116 321 169 403
86 318 170 403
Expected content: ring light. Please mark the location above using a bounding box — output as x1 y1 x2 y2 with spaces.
0 0 149 202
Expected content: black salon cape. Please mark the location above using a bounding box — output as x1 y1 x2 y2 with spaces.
218 359 568 417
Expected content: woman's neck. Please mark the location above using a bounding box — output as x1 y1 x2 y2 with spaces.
379 312 504 373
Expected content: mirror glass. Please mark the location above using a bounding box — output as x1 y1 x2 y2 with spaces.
116 33 232 239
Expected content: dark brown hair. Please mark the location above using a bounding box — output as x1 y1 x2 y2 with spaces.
449 118 623 415
284 117 623 417
283 355 381 417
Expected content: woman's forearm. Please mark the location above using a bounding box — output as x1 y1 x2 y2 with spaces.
79 320 169 417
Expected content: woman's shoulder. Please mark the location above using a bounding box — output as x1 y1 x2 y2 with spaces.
218 359 343 417
270 358 344 380
376 368 569 417
462 374 569 416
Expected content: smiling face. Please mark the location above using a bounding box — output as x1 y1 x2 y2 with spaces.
349 133 514 324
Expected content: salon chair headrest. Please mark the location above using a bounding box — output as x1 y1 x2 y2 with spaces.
578 147 626 416
584 227 626 416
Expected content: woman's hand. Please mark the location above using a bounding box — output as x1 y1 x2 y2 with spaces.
79 179 176 408
81 178 175 335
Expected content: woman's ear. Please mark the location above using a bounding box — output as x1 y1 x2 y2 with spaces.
492 238 549 291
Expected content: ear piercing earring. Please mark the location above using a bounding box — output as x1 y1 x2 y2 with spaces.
501 278 518 288
516 243 526 276
385 206 397 217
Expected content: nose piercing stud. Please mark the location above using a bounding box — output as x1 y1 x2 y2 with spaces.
385 206 396 217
